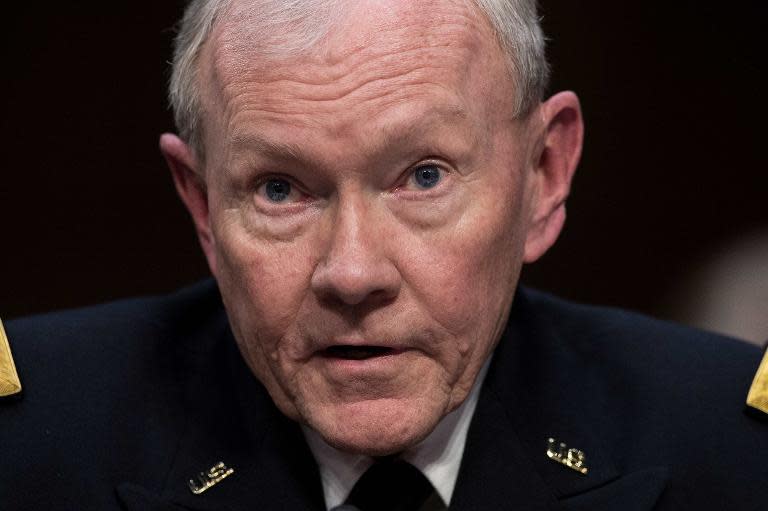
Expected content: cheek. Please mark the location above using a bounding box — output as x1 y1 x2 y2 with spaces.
424 241 518 347
408 184 528 338
213 213 318 351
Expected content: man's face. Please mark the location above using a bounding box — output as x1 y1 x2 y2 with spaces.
195 0 543 454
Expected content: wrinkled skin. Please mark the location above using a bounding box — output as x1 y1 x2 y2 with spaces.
161 0 583 455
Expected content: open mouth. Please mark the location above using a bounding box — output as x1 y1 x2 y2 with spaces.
322 345 399 361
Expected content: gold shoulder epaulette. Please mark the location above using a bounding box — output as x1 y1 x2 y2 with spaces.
746 348 768 416
0 319 22 398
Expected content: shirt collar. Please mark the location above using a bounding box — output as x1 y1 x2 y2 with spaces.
303 359 490 509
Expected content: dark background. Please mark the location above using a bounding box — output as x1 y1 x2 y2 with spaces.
2 2 766 324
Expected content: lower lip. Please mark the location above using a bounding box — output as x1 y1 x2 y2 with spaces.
316 349 410 372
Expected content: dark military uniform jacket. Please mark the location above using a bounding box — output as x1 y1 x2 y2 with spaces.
1 280 767 510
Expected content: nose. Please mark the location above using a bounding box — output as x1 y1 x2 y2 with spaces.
310 198 401 307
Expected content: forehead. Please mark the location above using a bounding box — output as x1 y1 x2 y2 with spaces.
210 0 494 64
199 0 514 140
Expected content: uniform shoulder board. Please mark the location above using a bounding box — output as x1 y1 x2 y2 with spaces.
746 347 768 418
0 319 22 398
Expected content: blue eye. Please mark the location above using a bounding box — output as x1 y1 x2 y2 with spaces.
412 165 442 189
264 178 292 202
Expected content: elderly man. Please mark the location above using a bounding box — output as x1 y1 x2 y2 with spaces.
1 0 767 510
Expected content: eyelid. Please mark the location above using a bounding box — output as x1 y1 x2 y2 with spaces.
253 173 303 193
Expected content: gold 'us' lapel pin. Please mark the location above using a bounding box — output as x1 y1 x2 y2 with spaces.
547 437 588 475
188 461 235 495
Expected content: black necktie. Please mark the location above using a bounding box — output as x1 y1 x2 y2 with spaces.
337 458 446 511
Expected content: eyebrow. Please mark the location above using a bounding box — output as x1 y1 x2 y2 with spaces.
371 104 469 155
229 104 470 164
230 133 307 162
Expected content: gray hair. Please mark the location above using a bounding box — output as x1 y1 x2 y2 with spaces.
168 0 550 157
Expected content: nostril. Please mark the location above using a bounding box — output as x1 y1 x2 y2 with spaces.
310 261 402 307
315 285 400 310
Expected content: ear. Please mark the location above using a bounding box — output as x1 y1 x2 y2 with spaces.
159 133 218 277
523 91 584 263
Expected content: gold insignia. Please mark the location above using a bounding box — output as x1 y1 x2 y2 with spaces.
547 437 588 475
0 319 22 398
747 350 768 415
188 461 235 495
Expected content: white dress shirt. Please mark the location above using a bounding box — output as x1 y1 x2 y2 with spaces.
303 360 490 510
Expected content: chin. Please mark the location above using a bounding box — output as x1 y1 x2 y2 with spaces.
304 397 444 456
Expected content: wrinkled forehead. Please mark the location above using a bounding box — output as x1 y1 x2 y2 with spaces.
202 0 504 92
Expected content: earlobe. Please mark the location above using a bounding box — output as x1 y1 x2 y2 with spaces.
159 133 218 276
523 91 584 263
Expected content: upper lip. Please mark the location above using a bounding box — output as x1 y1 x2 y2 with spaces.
313 336 410 353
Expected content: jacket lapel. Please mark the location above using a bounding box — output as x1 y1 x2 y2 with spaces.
116 319 325 511
451 289 669 510
553 468 668 511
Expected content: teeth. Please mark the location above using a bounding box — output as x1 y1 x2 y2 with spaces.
325 346 393 360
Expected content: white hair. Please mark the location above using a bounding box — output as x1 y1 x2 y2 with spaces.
168 0 550 156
